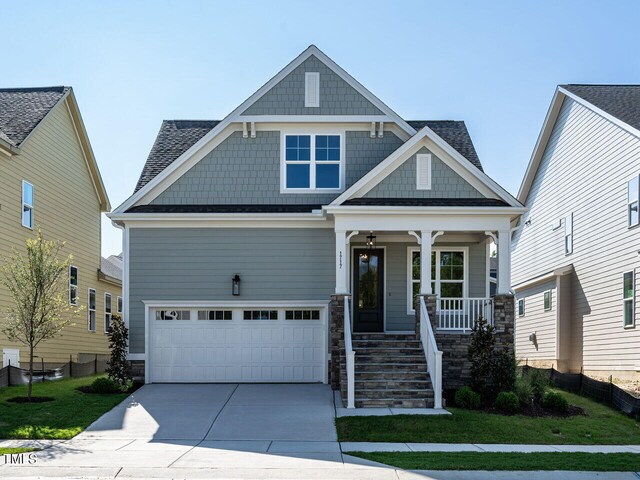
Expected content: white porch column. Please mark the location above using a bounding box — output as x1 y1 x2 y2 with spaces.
335 229 348 294
497 229 511 294
420 230 433 294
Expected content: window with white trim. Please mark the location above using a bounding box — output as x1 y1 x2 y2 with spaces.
564 213 573 255
88 288 96 331
544 290 551 311
283 134 342 191
69 266 78 305
518 298 525 316
305 72 320 107
408 248 467 312
416 153 432 190
22 181 34 229
628 176 639 227
623 271 635 328
104 293 112 333
117 296 123 314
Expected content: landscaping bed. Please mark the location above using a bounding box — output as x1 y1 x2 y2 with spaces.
337 390 640 444
347 451 640 471
0 375 128 439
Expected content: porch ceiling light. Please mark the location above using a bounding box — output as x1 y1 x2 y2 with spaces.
366 231 376 250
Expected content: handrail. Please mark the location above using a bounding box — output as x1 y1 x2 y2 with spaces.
419 296 443 409
344 296 355 409
437 297 494 332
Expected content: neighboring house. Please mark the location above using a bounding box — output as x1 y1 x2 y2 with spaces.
109 46 524 407
512 85 640 379
0 87 120 368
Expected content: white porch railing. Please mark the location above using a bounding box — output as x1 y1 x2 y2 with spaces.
419 296 443 409
344 296 355 409
437 297 494 332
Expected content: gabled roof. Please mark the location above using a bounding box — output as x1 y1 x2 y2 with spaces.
518 84 640 203
135 120 220 192
100 255 123 282
0 86 110 211
133 119 483 193
0 86 69 148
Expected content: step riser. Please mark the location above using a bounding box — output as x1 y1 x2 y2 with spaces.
356 356 426 364
352 334 418 341
356 381 432 389
356 364 428 372
355 372 430 381
353 342 422 349
356 399 434 408
353 348 424 355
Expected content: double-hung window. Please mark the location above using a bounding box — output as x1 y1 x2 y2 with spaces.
117 296 123 314
283 134 342 191
628 176 639 228
88 288 96 331
518 298 525 316
69 266 78 305
104 293 112 333
22 181 34 229
544 290 552 311
564 213 573 255
624 271 635 328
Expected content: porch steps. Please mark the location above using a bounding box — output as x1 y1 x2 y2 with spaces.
348 333 435 408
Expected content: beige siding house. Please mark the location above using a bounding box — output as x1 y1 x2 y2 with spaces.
0 87 120 368
512 85 640 379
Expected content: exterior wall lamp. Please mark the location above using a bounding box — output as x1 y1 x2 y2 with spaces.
366 231 376 249
232 274 241 296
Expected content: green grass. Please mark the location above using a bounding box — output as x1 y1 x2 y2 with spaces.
0 375 127 439
337 390 640 444
0 447 36 455
347 452 640 471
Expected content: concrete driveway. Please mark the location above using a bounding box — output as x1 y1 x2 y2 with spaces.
1 384 402 478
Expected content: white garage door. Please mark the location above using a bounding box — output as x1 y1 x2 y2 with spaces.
148 305 327 383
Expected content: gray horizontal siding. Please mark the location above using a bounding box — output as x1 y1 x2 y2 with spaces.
512 97 640 372
242 55 383 116
151 131 404 205
364 147 484 199
128 228 335 353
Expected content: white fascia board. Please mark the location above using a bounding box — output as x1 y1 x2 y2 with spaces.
113 45 416 213
512 264 574 291
238 115 390 123
142 300 330 308
0 138 18 156
325 205 527 215
108 212 326 222
332 126 524 208
332 212 514 232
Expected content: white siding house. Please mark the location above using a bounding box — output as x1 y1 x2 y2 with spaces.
513 85 640 378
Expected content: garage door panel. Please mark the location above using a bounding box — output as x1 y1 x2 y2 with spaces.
149 307 326 383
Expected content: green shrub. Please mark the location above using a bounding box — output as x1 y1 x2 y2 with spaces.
468 317 495 396
491 348 517 394
543 391 569 413
494 391 519 413
526 369 549 404
90 377 120 394
455 386 481 410
106 314 132 390
515 376 533 406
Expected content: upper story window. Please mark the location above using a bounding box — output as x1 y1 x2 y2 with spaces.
564 213 573 255
282 133 343 192
69 266 78 305
628 176 639 228
624 271 635 328
22 181 34 229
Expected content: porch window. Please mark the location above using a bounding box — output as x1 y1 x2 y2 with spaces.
283 134 342 191
624 271 635 328
628 176 639 227
408 248 467 312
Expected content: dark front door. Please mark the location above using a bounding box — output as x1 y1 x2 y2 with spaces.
353 248 384 332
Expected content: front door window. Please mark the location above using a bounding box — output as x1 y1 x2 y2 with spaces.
358 252 379 310
353 249 384 332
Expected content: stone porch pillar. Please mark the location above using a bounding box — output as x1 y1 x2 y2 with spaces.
330 294 346 390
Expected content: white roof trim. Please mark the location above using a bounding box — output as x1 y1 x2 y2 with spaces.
512 264 573 291
331 126 522 207
113 45 416 214
518 86 640 203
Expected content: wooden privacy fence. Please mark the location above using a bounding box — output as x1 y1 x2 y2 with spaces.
522 365 640 417
0 356 108 388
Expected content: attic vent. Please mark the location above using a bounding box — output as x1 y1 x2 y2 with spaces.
305 72 320 107
416 153 432 190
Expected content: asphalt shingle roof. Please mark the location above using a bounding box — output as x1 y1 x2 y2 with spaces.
134 119 483 192
0 87 69 147
127 204 323 214
342 198 509 207
100 255 123 282
561 85 640 132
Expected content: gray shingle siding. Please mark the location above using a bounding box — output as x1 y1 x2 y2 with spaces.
242 55 383 116
364 147 484 199
151 130 404 205
128 227 336 353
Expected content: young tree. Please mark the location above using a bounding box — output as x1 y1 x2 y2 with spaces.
0 230 80 400
106 314 131 390
468 316 496 397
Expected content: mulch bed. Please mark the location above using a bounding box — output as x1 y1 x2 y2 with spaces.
7 396 54 404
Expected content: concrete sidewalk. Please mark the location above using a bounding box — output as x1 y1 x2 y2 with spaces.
340 442 640 453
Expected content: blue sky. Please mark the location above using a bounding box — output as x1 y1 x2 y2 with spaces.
3 1 639 255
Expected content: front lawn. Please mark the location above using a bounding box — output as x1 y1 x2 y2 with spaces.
337 390 640 444
0 375 128 439
347 452 640 471
0 447 36 455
